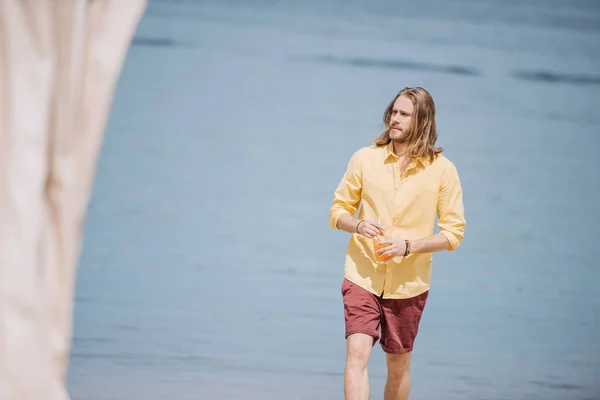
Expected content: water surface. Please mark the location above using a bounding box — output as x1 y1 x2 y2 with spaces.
68 1 600 399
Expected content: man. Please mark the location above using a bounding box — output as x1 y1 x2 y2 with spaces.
329 87 466 400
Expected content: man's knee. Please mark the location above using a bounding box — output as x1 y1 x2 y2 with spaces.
386 352 411 378
346 333 373 370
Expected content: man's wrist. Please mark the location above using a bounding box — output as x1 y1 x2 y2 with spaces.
356 220 365 234
407 238 421 254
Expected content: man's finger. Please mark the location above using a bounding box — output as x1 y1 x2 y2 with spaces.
382 249 394 258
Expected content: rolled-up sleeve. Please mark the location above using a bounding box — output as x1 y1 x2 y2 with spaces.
437 163 465 251
329 151 363 230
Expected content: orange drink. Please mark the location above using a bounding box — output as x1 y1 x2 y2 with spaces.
373 235 390 263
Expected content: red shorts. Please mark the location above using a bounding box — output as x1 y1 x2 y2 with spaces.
341 278 429 354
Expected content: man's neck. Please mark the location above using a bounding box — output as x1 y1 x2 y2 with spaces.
392 141 408 158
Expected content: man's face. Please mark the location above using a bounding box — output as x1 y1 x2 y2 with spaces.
388 95 414 142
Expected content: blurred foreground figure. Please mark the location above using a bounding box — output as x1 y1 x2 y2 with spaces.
0 1 146 399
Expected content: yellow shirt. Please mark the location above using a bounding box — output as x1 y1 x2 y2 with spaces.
329 143 466 299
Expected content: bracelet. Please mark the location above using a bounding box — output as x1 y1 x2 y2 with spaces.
356 220 365 234
403 240 411 257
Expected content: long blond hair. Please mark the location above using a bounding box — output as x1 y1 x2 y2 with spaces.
374 87 443 162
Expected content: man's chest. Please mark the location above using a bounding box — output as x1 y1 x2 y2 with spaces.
362 162 440 208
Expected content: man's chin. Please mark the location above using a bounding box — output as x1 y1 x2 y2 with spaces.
390 132 406 141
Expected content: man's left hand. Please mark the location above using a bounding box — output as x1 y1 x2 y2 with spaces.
375 238 407 262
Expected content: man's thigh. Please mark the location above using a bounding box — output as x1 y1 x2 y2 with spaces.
379 290 429 354
341 278 382 344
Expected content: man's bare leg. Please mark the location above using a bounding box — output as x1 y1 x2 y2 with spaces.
383 352 411 400
344 333 373 400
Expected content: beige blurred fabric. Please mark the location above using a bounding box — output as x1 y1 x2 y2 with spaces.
0 1 147 399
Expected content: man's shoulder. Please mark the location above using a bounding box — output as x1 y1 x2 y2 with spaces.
431 154 457 169
349 144 385 160
429 154 461 179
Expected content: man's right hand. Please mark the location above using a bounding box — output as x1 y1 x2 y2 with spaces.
356 220 385 238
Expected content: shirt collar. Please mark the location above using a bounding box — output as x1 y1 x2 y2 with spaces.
383 142 429 168
384 142 397 161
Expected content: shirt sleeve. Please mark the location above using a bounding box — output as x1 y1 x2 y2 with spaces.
437 162 466 251
329 150 363 230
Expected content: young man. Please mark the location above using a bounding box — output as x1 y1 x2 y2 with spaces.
329 87 466 400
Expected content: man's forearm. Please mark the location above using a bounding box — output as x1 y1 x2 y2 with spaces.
409 232 451 254
336 216 453 253
336 213 361 234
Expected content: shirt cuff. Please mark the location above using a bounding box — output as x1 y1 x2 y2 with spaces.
330 209 348 230
440 230 461 252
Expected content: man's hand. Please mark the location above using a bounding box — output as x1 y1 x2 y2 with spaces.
375 238 407 262
357 220 385 238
